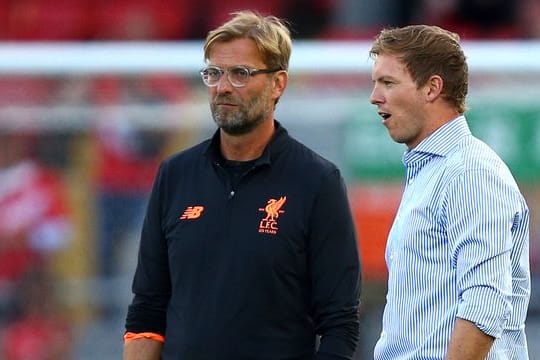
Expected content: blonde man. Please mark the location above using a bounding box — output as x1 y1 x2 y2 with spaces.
124 11 361 360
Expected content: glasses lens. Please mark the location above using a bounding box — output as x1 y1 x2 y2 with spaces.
228 66 250 87
201 67 222 86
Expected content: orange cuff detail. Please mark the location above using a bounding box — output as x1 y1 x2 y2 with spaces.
124 332 165 344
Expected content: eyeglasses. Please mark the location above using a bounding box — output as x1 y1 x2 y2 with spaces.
199 65 281 88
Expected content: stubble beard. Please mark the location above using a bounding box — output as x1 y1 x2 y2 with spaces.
211 86 271 136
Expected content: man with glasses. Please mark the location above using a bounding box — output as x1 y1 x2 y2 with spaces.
123 10 361 360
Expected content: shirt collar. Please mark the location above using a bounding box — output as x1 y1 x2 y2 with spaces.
404 115 471 164
204 120 289 166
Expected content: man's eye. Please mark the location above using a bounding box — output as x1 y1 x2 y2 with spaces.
232 68 249 78
207 69 220 77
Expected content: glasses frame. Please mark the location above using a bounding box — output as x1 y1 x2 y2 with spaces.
199 65 282 88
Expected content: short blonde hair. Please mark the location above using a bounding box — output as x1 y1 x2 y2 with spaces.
203 10 292 71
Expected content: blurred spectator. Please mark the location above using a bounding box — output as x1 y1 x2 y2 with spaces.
0 133 72 323
287 0 336 38
0 269 73 360
455 0 520 38
416 0 522 39
518 0 540 38
91 76 166 317
325 0 421 39
414 0 459 28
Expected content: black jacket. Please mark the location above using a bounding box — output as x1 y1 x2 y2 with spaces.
126 121 361 359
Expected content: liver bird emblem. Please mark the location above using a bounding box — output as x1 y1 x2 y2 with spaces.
261 196 287 221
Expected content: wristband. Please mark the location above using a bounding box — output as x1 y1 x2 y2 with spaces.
124 332 165 344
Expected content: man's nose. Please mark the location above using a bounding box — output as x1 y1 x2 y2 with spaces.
370 86 382 105
216 73 234 92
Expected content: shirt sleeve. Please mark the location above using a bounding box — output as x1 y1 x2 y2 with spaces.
125 162 171 335
446 168 522 338
308 168 361 359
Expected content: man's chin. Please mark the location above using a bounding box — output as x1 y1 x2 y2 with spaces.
220 124 255 136
215 118 264 136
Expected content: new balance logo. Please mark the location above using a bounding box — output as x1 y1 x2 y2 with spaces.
179 206 204 220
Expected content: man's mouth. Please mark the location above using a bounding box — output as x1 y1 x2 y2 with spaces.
214 96 238 107
378 111 391 121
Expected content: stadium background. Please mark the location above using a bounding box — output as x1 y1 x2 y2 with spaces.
0 0 539 358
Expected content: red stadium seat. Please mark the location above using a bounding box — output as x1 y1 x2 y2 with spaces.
93 0 194 40
0 2 9 40
5 0 93 40
205 0 288 31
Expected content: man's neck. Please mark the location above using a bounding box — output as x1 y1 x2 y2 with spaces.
220 120 275 161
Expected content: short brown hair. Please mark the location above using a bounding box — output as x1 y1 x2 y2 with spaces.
203 10 292 71
370 25 468 114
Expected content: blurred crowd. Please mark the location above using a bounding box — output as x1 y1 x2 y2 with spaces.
0 131 74 358
0 75 180 358
0 0 539 41
0 49 225 358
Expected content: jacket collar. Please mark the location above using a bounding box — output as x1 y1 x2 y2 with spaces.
204 120 289 167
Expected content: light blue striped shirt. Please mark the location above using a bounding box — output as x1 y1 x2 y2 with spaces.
374 116 531 359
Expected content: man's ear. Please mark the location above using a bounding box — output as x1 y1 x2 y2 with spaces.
424 75 443 102
272 70 288 99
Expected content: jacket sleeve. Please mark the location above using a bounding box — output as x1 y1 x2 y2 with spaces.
125 161 171 335
309 168 361 360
